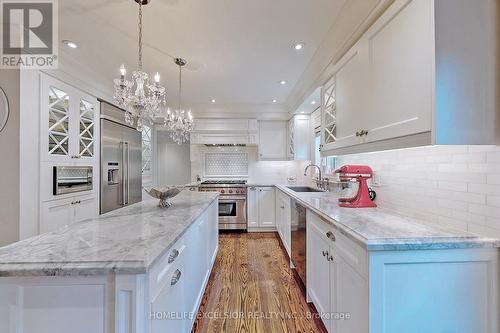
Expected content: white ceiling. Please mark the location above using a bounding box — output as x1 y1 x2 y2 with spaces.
58 0 346 116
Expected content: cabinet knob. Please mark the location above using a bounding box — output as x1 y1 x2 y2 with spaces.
327 255 334 262
322 250 328 257
171 269 182 286
326 231 336 242
168 249 179 263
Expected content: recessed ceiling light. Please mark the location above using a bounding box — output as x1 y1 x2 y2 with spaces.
272 99 277 103
211 99 216 103
311 100 317 105
62 40 78 49
293 42 304 51
280 80 287 85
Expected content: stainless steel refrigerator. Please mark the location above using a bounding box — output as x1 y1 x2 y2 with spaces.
100 101 142 214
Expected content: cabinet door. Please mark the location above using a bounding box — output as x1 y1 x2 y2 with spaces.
322 45 368 151
40 198 74 233
307 222 331 332
282 196 291 255
185 215 208 314
258 187 275 227
150 264 187 333
364 0 433 143
288 118 295 159
275 193 283 237
76 96 99 160
258 121 287 160
41 75 74 162
247 187 259 228
74 195 98 223
333 256 369 333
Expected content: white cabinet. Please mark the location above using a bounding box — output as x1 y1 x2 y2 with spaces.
247 186 276 229
307 208 499 333
288 115 310 160
40 74 99 163
149 200 218 333
258 187 276 227
40 194 98 233
307 220 331 331
364 0 433 144
320 0 499 155
258 121 287 160
275 190 291 256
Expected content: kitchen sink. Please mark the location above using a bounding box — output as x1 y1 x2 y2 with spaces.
287 186 323 193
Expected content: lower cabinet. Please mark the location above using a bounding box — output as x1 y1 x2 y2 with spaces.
275 190 291 256
247 186 276 229
40 193 98 233
306 210 499 333
149 200 218 333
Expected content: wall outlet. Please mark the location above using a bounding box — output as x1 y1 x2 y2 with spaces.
371 173 382 187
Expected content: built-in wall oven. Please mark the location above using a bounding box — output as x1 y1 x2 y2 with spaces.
199 180 247 230
53 166 93 195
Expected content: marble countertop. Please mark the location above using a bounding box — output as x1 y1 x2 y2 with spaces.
0 191 219 277
276 185 499 251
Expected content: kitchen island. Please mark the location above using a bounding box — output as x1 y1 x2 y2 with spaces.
0 191 219 333
275 185 499 333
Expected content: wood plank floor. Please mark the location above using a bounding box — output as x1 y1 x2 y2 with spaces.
192 232 327 333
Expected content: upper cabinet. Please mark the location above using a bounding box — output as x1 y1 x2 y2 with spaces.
321 0 499 155
258 120 287 160
41 74 99 163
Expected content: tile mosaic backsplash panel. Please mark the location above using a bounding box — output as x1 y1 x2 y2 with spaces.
204 152 248 177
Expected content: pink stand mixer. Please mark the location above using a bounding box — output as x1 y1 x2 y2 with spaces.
335 165 377 208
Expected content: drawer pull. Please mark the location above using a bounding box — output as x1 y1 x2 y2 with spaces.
171 269 181 286
168 249 179 263
326 231 336 242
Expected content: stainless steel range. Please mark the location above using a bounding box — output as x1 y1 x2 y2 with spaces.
198 180 247 230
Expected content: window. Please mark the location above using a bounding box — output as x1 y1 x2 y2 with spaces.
314 131 336 176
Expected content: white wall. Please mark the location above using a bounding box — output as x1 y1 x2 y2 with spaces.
156 132 191 186
0 69 20 246
335 145 500 238
190 145 310 184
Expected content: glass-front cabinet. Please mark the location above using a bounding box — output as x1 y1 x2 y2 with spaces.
320 76 337 151
41 74 99 163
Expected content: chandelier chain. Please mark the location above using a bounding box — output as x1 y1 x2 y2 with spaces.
178 63 182 110
138 1 143 69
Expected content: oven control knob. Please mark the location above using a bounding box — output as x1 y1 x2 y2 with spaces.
229 190 233 193
235 190 239 194
221 190 225 194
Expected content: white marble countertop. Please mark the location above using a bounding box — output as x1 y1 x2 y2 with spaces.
0 191 219 277
276 185 499 251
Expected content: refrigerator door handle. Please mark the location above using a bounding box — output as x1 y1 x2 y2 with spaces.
121 141 126 206
126 142 130 205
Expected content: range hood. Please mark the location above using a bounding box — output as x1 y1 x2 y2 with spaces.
204 144 247 147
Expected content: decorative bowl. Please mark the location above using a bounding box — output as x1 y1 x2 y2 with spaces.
143 186 183 208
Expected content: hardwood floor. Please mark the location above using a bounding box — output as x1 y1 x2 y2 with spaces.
192 232 327 333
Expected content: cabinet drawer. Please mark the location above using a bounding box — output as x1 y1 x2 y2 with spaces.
307 210 368 279
149 236 187 300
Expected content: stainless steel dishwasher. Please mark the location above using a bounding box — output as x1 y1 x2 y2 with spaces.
291 199 307 286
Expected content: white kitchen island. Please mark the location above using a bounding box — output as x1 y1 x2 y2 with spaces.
0 191 219 333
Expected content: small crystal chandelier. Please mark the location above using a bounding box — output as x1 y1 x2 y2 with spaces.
113 0 166 132
163 58 194 144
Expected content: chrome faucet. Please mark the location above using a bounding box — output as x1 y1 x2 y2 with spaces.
304 163 322 182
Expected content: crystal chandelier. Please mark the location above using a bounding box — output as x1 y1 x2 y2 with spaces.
163 58 194 144
113 0 166 132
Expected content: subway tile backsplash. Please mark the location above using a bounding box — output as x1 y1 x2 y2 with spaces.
335 145 500 238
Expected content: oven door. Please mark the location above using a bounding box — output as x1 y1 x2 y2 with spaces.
218 198 247 230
